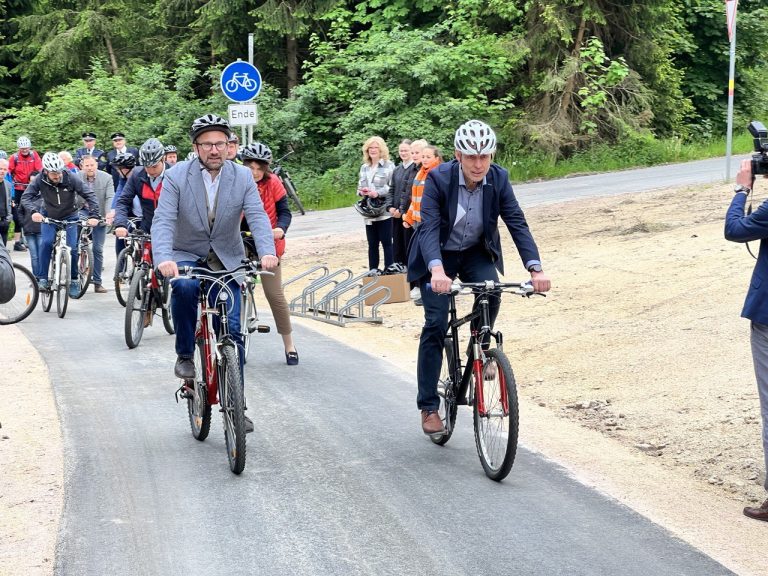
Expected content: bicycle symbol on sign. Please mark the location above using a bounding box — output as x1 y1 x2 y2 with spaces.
224 73 258 93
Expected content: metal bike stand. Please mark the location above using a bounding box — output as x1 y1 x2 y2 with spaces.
287 268 352 318
283 265 330 315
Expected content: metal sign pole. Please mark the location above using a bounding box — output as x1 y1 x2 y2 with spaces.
248 33 254 146
725 0 738 181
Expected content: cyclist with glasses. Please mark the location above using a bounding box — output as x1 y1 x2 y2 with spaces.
408 120 552 435
21 152 100 294
151 115 278 431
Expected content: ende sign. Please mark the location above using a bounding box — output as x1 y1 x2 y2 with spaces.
228 103 258 127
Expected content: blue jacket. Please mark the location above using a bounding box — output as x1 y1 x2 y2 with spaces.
407 160 540 282
725 192 768 324
114 167 162 233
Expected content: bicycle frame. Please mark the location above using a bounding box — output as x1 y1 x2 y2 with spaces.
46 219 74 286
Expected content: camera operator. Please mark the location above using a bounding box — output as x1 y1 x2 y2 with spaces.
724 157 768 522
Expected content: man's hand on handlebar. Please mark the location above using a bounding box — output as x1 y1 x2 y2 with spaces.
31 213 43 223
260 254 279 271
86 217 100 227
429 266 453 293
530 270 551 293
157 260 179 278
114 227 128 238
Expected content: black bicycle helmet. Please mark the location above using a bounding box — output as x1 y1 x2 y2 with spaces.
189 114 231 141
139 138 165 166
354 197 387 218
112 151 137 169
163 144 177 153
240 142 272 164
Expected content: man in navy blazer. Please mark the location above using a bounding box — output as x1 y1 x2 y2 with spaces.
407 120 551 436
725 157 768 522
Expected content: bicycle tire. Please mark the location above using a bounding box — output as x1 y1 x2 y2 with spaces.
160 277 175 334
473 348 519 481
432 336 459 446
0 263 39 324
240 282 256 364
219 343 246 474
281 173 305 215
125 269 148 349
114 247 135 307
56 251 69 319
74 245 93 299
40 258 53 312
188 337 212 441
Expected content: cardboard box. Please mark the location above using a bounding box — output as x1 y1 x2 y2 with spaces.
362 273 409 305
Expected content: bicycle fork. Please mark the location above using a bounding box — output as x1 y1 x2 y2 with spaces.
470 329 508 418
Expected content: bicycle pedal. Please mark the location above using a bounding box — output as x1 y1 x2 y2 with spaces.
256 325 271 333
175 383 193 402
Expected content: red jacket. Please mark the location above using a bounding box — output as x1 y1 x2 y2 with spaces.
8 151 42 191
257 173 287 257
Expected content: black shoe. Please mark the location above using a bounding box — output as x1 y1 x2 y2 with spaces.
245 416 254 434
285 349 299 366
174 356 195 379
13 241 26 252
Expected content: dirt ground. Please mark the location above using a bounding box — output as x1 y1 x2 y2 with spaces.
2 179 768 575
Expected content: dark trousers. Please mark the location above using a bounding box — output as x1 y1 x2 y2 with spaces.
11 189 23 232
365 218 393 271
39 214 79 281
0 221 8 246
392 216 408 265
416 244 500 411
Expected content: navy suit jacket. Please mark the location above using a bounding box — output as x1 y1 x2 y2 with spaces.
725 192 768 324
407 160 540 282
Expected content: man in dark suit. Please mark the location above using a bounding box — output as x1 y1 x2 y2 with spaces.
407 120 551 435
102 132 139 189
74 132 105 170
725 157 768 522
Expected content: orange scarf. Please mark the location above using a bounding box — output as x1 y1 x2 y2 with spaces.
403 157 440 226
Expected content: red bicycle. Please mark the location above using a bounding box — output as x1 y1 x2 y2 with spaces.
174 260 270 475
124 230 174 348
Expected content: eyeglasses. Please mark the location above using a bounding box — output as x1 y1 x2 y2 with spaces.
195 141 228 151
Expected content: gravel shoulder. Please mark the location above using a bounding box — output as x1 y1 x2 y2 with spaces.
2 179 767 575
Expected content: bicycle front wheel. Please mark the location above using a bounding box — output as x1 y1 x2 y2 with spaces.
160 278 175 334
74 245 93 299
114 247 135 307
432 336 459 446
219 343 246 474
56 250 70 318
188 337 212 440
0 263 39 324
240 282 256 364
473 348 519 481
125 269 148 348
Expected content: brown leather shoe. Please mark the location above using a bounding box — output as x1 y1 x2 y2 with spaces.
743 498 768 522
421 410 445 435
93 284 107 293
144 309 152 327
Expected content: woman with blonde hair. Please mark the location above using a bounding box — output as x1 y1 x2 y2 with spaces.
355 136 395 273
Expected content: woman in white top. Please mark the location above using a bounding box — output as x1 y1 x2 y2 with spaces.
356 136 395 272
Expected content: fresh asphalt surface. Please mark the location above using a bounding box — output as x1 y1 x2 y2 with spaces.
14 156 743 575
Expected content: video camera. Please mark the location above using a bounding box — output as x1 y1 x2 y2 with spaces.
748 120 768 175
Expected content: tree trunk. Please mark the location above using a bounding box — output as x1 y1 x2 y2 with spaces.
104 33 119 75
559 15 588 116
286 34 298 94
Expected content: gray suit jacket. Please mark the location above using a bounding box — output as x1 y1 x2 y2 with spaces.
151 160 275 271
78 170 115 218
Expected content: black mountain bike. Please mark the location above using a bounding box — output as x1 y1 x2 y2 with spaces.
432 280 542 481
272 151 305 215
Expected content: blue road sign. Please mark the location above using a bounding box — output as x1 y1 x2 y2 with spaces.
220 60 262 102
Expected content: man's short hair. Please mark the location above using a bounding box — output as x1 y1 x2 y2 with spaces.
81 155 98 166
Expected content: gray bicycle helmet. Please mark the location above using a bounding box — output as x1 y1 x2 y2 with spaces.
189 114 231 141
454 120 497 155
112 151 137 169
240 142 272 164
17 136 31 149
139 138 165 166
163 144 177 153
186 151 198 161
42 151 66 172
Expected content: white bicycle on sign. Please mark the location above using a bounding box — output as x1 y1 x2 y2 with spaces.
225 72 258 92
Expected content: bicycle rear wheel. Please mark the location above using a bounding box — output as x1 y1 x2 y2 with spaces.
473 348 519 481
431 336 459 446
281 174 305 215
40 259 53 312
114 247 135 307
56 251 69 318
219 343 246 474
0 263 39 324
125 269 148 348
188 337 212 440
74 245 93 299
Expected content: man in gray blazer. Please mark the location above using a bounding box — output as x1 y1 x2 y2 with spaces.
79 155 115 292
152 114 277 417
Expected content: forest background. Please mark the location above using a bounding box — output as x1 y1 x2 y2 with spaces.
0 0 767 209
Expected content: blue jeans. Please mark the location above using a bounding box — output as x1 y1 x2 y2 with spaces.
39 214 79 281
416 244 500 411
25 233 42 278
91 224 106 285
171 260 244 378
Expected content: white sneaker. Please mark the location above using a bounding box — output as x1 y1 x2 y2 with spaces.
410 286 421 300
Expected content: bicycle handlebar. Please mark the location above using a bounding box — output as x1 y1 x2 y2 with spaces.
169 260 274 283
426 280 543 297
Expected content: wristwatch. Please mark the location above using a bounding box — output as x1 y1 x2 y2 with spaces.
734 185 751 195
527 263 543 273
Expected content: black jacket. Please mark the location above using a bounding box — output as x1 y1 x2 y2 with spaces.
74 146 106 170
21 170 99 221
114 167 163 233
390 161 418 213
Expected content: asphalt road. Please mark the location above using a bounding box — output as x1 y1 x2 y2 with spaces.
13 155 742 575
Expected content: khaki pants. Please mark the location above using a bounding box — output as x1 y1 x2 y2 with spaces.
261 261 292 335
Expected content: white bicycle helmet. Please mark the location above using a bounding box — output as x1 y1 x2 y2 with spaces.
42 151 66 172
241 142 272 164
454 120 497 155
17 136 31 148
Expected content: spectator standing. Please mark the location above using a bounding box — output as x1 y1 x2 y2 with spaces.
355 136 395 272
0 159 12 246
8 136 42 251
78 155 115 293
103 132 139 189
74 132 105 170
59 151 79 174
389 139 417 267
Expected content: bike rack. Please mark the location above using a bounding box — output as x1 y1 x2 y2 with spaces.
283 267 391 326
